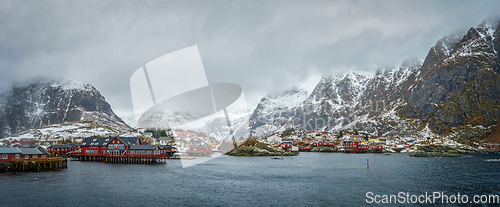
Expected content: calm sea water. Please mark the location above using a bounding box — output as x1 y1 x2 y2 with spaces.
1 153 499 206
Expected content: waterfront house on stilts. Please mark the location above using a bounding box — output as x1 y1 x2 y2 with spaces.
69 136 176 164
1 145 66 172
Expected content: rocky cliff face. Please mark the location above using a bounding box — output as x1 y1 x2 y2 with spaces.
401 21 500 134
0 80 130 138
249 73 372 137
250 20 500 137
249 88 309 137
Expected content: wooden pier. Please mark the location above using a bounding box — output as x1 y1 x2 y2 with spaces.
70 155 168 164
1 157 67 172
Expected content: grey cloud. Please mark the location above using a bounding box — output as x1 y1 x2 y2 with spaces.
0 0 499 119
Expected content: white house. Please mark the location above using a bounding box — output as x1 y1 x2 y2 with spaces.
266 135 282 144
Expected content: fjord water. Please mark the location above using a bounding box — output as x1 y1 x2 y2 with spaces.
1 153 499 206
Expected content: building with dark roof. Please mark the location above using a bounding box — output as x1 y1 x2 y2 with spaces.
105 137 140 156
68 136 176 163
187 145 212 157
19 148 48 159
20 138 35 146
0 146 22 163
47 144 73 156
128 145 159 156
80 137 115 156
67 143 81 151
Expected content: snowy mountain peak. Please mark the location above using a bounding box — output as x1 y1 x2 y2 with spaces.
0 79 130 138
50 80 95 92
263 88 309 109
249 19 500 138
308 71 371 106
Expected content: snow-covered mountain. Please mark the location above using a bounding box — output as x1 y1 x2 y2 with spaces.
175 109 250 142
128 105 250 142
401 20 500 134
3 121 139 142
0 80 133 139
249 73 374 137
250 20 500 138
249 88 309 137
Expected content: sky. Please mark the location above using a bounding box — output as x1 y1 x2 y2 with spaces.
1 0 499 121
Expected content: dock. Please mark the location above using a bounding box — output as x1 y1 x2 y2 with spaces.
69 155 170 164
1 157 67 172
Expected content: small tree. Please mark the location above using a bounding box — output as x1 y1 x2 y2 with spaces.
353 129 359 135
337 131 343 138
160 130 167 137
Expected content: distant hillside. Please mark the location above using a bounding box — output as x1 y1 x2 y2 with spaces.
0 79 132 139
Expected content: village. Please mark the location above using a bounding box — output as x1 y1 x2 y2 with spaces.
134 128 479 156
263 129 474 154
0 126 481 172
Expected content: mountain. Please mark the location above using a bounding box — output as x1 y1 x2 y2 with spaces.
128 105 250 142
250 20 500 138
170 108 250 142
0 80 133 139
249 73 374 137
249 88 309 137
3 121 138 141
401 20 500 134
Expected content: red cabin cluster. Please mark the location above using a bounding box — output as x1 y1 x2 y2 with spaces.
298 146 313 151
279 143 292 149
69 137 176 160
0 145 50 163
311 142 336 147
344 141 370 152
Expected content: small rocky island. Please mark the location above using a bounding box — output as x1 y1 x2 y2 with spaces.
409 145 477 157
226 138 298 156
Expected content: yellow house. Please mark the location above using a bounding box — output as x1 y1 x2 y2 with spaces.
368 137 380 143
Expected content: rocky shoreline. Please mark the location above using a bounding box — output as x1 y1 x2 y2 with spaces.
409 145 477 157
226 139 298 156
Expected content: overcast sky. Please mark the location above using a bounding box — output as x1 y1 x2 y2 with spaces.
1 0 499 120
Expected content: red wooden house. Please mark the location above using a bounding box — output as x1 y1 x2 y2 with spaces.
68 143 80 151
128 145 161 157
358 144 369 150
344 141 370 152
298 145 312 151
19 147 48 159
78 137 140 156
80 137 112 156
48 144 71 154
373 145 384 152
279 143 292 149
187 145 212 157
159 145 176 157
0 146 22 163
344 141 360 151
106 137 140 156
20 138 35 146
